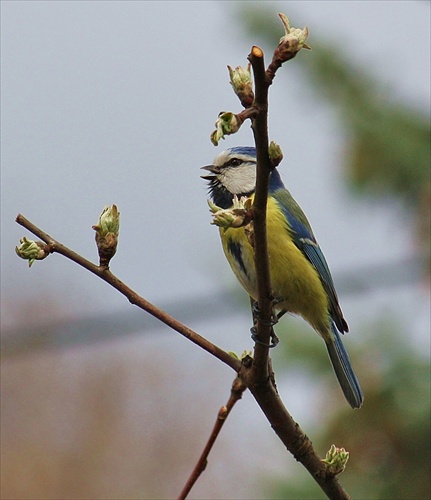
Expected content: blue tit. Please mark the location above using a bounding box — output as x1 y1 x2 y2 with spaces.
201 146 363 409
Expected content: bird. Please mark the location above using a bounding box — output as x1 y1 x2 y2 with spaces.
201 146 364 409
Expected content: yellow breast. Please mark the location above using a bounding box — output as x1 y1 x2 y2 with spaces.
220 196 330 334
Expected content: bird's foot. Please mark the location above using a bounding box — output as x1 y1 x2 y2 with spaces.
250 326 279 348
250 301 279 348
251 301 279 326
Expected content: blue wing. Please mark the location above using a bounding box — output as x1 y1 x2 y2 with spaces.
299 237 348 333
270 174 348 334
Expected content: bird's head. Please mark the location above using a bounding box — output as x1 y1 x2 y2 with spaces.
201 146 258 209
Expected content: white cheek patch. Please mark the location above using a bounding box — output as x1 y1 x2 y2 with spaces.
221 165 256 194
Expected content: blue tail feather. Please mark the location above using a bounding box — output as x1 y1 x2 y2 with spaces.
326 324 364 408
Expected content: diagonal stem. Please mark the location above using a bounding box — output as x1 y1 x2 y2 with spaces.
15 213 241 373
177 376 247 500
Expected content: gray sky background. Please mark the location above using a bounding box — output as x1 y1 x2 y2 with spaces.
2 0 430 407
2 0 430 384
2 0 429 314
1 2 430 496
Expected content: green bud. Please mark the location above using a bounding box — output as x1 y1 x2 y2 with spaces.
211 208 243 229
228 63 254 107
268 141 283 167
92 205 120 267
93 204 120 236
207 199 222 214
210 112 242 146
209 195 252 229
322 444 349 474
15 236 49 267
277 13 311 56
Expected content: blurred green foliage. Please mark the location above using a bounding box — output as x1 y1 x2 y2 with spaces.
271 320 430 499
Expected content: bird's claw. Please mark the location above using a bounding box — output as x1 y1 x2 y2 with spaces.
251 301 279 327
250 326 279 348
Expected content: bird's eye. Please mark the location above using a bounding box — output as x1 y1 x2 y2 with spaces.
229 158 242 167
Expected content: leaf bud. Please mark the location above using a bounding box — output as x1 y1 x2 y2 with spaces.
92 204 120 267
227 63 254 108
322 444 350 475
15 236 49 267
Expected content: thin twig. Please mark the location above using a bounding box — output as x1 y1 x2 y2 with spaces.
178 376 247 500
15 213 241 373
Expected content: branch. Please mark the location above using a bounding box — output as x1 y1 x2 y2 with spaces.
245 37 351 500
15 13 352 500
15 213 241 373
241 362 351 500
208 13 351 499
247 45 274 377
178 376 247 500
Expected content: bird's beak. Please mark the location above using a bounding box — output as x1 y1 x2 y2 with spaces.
200 164 221 180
